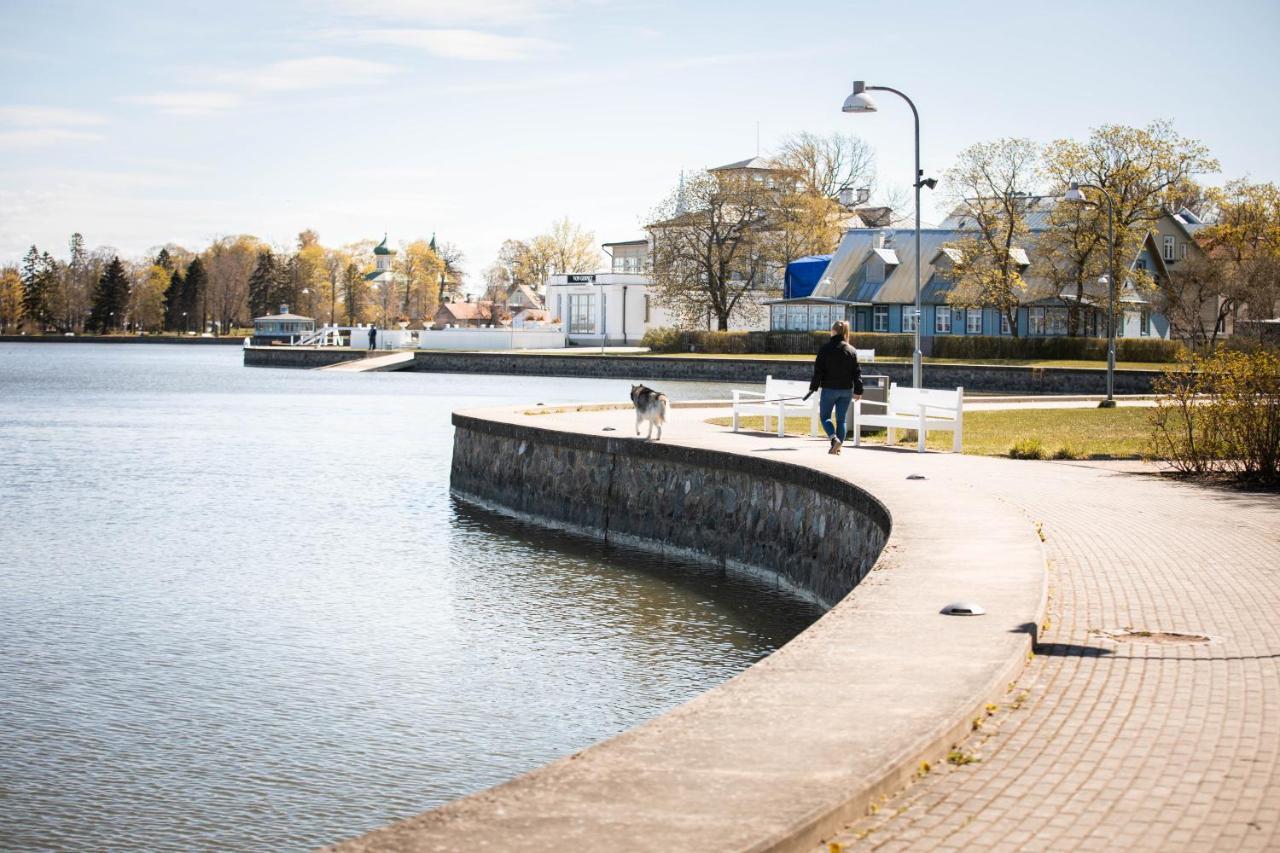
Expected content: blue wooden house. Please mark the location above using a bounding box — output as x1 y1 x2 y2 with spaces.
768 198 1199 340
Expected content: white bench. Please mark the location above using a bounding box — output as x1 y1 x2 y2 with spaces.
852 383 964 453
732 375 820 438
855 348 875 363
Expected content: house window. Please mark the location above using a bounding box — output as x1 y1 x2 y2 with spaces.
1163 235 1175 261
568 294 595 334
1140 308 1151 336
786 304 808 331
902 307 918 333
1029 307 1046 336
935 306 952 334
1001 313 1011 335
771 305 785 329
873 305 889 332
1180 242 1188 260
600 292 607 336
809 305 830 331
966 308 983 334
1135 259 1147 270
1046 307 1068 336
644 295 651 323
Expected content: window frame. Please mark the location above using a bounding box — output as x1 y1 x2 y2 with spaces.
902 306 918 333
966 308 983 335
1163 235 1175 261
873 305 889 332
934 306 952 334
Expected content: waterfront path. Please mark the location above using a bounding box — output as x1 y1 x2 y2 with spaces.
339 402 1278 851
545 406 1280 851
814 455 1280 852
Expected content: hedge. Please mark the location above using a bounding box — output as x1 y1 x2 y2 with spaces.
640 328 1187 363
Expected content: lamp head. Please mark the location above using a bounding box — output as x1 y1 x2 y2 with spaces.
1063 181 1088 203
842 80 878 113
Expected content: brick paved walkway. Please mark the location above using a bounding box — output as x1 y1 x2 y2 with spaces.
818 459 1280 852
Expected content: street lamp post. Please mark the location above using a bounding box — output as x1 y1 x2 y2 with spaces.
843 80 933 388
1063 181 1118 408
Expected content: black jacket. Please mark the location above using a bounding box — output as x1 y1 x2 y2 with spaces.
810 336 863 395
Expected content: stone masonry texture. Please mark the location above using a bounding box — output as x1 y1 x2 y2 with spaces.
450 414 890 607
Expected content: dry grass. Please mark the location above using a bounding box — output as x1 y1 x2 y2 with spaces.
709 407 1157 459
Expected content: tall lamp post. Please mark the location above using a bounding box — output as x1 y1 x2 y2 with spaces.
843 80 934 388
1063 181 1118 408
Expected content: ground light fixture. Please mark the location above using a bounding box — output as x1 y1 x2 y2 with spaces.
843 80 927 388
1062 181 1118 408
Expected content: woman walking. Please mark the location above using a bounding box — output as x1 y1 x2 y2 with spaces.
808 320 863 455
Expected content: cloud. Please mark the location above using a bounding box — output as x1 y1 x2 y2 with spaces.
0 106 107 147
328 0 565 26
0 106 108 127
233 56 400 92
0 128 103 148
352 28 557 60
119 91 241 116
124 56 400 117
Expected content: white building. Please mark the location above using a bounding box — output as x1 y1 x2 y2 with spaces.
544 272 665 346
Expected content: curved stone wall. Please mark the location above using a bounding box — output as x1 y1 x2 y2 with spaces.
450 413 891 608
329 404 1044 853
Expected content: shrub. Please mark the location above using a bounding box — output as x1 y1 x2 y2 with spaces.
1150 349 1280 485
639 327 681 352
1051 446 1078 460
928 334 1185 363
1009 438 1045 460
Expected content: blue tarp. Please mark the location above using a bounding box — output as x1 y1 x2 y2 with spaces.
784 255 832 299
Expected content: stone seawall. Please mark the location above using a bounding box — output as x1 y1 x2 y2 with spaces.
242 345 1164 393
451 413 890 608
418 352 1161 394
242 346 367 369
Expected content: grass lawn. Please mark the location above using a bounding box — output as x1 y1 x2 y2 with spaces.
707 406 1158 459
641 352 1179 371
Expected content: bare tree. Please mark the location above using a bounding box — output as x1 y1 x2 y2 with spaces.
942 138 1042 335
772 131 876 200
647 170 781 330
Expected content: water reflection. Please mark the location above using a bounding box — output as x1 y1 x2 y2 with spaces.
0 344 816 851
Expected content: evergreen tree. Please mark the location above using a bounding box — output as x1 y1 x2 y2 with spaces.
180 257 207 332
275 253 301 314
87 256 129 333
247 249 278 319
341 262 363 325
20 246 54 331
155 247 173 272
163 268 184 331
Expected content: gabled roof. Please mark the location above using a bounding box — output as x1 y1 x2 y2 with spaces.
254 312 313 322
709 156 777 172
437 301 496 320
871 247 899 265
509 284 544 310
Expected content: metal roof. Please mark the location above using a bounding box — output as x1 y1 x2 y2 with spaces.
709 156 776 172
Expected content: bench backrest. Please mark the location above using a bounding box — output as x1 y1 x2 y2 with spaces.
886 383 964 418
855 348 875 363
764 375 812 402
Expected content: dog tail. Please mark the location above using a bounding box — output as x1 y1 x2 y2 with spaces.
658 395 670 425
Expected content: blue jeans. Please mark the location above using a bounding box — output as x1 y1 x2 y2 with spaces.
819 388 853 441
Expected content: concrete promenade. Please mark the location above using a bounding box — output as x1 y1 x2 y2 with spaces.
816 456 1280 851
336 403 1277 851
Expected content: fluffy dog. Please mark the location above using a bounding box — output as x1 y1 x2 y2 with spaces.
630 384 669 440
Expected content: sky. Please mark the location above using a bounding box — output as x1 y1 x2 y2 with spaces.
2 0 1278 284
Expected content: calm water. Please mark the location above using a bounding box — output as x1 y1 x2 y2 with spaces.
0 344 820 852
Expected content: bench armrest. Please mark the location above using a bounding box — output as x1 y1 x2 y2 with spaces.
732 390 765 402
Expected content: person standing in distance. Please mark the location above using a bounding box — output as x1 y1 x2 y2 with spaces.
806 320 863 455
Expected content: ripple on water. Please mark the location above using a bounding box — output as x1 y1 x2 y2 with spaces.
0 344 820 851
